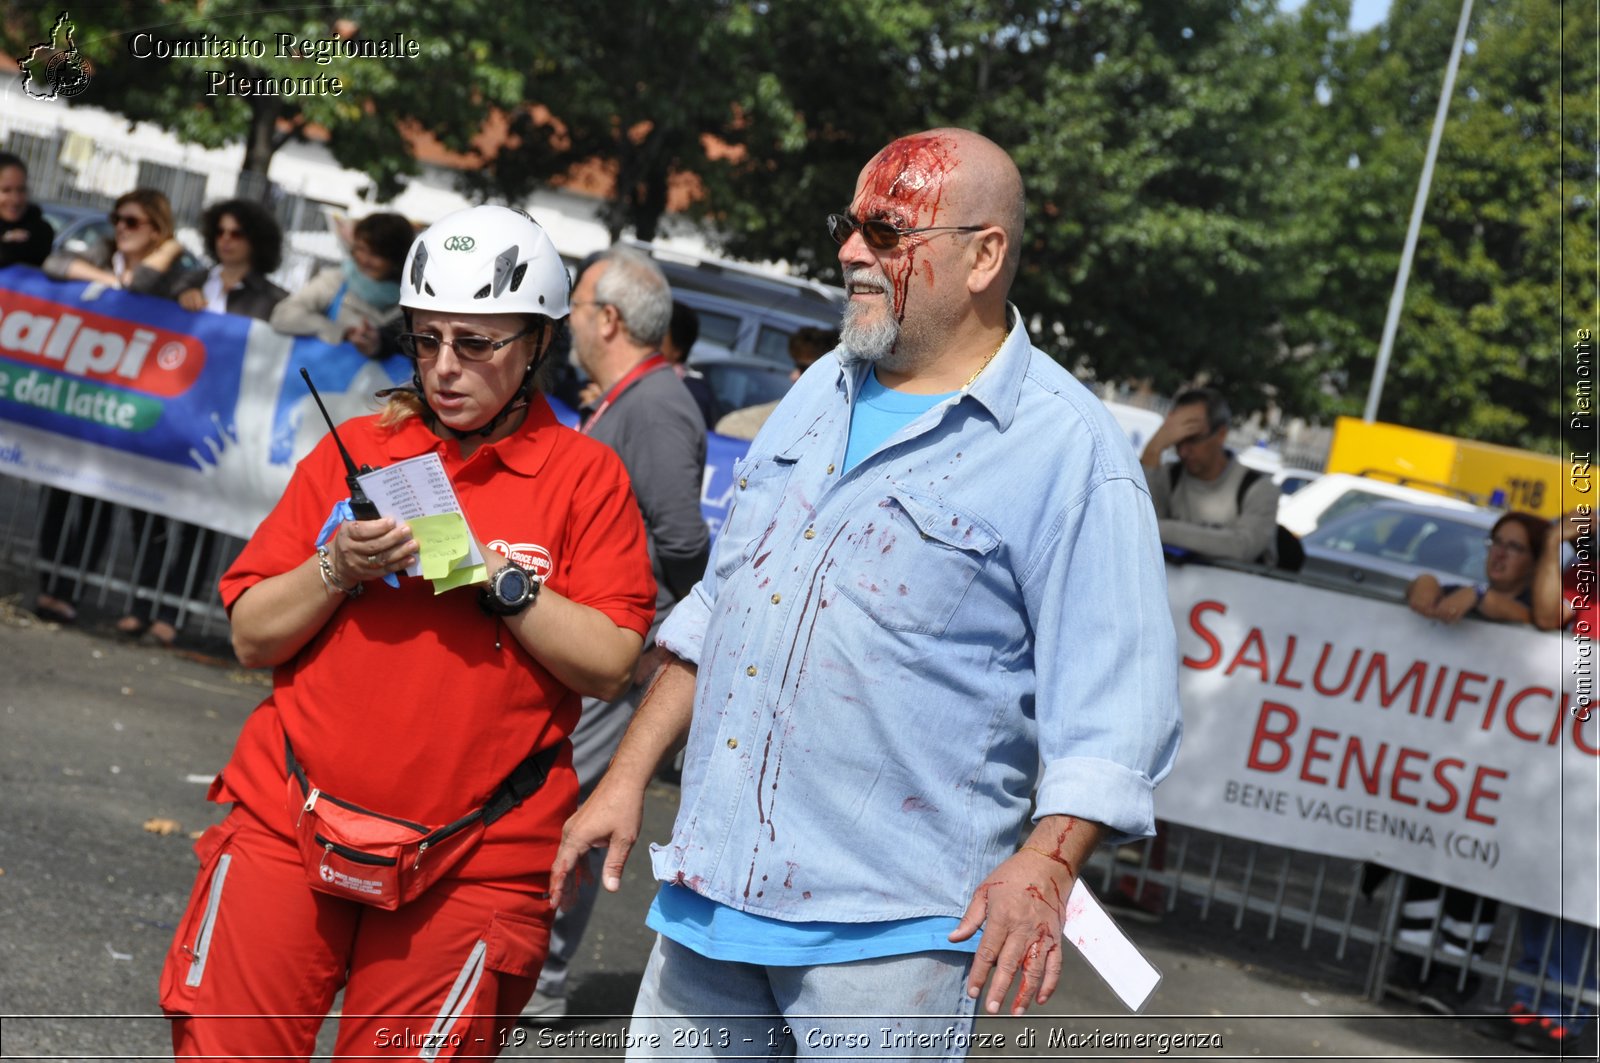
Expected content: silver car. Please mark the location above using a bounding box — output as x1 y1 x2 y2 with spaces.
1299 501 1500 599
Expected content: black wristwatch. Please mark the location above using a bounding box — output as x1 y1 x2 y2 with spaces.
479 558 539 616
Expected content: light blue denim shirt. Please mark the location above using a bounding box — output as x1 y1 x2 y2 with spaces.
654 310 1182 923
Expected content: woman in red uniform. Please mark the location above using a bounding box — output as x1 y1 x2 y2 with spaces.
160 206 655 1059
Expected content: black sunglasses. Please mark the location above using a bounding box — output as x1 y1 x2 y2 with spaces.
826 212 985 251
397 327 532 362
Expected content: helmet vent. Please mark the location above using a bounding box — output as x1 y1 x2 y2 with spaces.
424 281 435 296
509 263 528 292
491 245 520 297
473 285 491 300
409 242 429 294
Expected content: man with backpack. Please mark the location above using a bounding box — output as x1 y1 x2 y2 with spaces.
1140 387 1285 566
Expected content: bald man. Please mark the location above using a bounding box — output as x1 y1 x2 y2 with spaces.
553 129 1181 1054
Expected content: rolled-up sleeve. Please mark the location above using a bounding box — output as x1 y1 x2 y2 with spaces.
1024 473 1182 842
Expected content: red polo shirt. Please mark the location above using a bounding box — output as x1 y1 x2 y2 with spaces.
216 396 655 881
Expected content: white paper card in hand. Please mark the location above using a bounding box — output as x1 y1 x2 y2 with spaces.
354 453 483 577
1062 880 1163 1012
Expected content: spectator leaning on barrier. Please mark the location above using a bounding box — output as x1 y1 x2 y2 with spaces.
1383 508 1548 1015
1405 510 1546 625
551 128 1181 1049
270 210 413 357
659 299 720 428
523 246 710 1025
1474 507 1600 1054
174 198 288 321
119 196 291 646
1140 387 1281 564
42 187 195 297
34 188 194 632
711 325 837 440
159 205 655 1058
0 152 55 268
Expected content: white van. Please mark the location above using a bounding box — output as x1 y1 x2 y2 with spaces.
1277 472 1485 538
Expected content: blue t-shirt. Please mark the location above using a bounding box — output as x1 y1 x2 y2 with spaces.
647 884 978 965
841 368 954 472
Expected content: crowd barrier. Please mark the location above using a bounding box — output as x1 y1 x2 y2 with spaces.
2 267 1594 1015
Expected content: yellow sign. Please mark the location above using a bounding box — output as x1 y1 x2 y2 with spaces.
1326 417 1563 518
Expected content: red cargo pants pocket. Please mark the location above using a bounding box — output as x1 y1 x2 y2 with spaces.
412 909 552 1060
158 816 241 1014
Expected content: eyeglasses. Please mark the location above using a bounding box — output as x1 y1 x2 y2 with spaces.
825 212 986 251
569 300 609 314
1485 536 1531 556
110 213 149 230
215 225 246 239
398 327 533 362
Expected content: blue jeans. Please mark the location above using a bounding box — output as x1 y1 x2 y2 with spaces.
627 935 978 1060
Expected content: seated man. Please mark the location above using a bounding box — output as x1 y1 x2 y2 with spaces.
1140 387 1280 563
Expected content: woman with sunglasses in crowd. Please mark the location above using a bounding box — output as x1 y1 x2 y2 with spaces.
174 198 288 321
43 187 196 296
159 205 655 1058
103 200 294 647
31 189 197 627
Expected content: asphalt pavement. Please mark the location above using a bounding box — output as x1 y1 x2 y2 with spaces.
0 593 1545 1061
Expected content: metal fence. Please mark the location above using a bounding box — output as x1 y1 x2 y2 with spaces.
1 473 243 643
1087 826 1598 1016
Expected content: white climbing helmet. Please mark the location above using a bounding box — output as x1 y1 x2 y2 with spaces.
400 205 570 319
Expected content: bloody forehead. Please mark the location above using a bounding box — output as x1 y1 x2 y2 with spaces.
855 134 960 223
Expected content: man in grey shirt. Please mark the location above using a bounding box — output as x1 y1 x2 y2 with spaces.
1140 387 1280 564
524 245 710 1021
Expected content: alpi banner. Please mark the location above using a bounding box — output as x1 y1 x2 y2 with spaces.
1160 565 1598 926
0 266 410 539
0 267 752 541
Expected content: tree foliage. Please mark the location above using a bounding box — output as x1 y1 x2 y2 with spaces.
2 2 548 199
6 0 1583 450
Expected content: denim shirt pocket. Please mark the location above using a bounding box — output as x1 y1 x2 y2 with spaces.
714 453 799 579
834 485 1001 635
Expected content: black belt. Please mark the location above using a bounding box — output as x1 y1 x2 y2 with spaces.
285 734 562 831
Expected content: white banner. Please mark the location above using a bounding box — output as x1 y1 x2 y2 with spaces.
1159 565 1598 926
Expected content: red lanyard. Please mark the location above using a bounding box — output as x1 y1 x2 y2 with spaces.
581 353 669 435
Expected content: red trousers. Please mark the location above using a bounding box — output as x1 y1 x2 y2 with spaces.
160 807 551 1061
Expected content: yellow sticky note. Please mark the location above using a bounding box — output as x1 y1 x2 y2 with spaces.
433 562 487 595
410 513 469 580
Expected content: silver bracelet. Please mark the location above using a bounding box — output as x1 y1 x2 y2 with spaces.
316 545 363 598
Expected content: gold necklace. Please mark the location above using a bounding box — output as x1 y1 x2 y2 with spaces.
961 333 1007 392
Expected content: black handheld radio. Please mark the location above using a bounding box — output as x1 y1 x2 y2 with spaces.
300 368 382 521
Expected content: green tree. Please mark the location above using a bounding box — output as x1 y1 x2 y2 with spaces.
1283 0 1588 451
3 2 547 200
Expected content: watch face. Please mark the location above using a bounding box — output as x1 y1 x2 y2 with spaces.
498 567 530 603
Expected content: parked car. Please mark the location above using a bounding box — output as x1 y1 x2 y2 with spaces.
632 242 844 365
621 241 843 416
1298 501 1500 599
38 200 114 257
694 352 795 415
1278 471 1483 538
